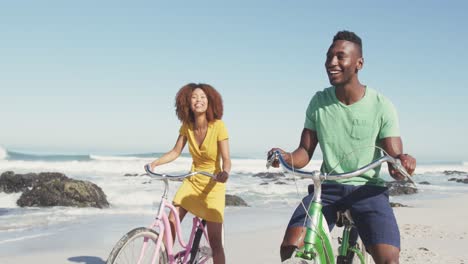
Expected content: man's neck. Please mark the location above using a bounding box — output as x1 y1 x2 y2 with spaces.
335 79 366 105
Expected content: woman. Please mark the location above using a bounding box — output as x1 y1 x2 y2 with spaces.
148 83 231 264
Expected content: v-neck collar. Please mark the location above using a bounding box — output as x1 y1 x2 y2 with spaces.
191 122 211 150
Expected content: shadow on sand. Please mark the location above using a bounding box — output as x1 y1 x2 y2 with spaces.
68 256 105 264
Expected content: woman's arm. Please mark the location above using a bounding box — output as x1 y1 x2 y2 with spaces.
216 139 231 183
149 135 187 170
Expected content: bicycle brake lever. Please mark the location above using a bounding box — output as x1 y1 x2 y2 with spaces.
394 159 416 185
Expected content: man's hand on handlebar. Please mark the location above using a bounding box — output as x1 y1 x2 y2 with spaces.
267 148 291 168
390 153 416 181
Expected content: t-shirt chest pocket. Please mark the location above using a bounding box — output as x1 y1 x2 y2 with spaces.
350 119 371 140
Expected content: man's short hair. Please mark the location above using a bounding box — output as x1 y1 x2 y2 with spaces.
333 30 362 56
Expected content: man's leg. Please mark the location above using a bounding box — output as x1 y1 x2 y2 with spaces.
280 226 306 261
347 185 400 264
367 244 400 264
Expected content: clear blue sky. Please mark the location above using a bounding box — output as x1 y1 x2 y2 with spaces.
1 0 467 162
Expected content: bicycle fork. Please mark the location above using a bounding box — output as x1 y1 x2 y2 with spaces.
297 202 335 263
337 224 366 264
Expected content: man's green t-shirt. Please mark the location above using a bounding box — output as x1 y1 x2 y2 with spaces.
304 86 400 186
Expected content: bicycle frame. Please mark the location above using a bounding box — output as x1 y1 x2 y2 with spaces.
147 196 210 264
268 150 413 264
138 166 215 264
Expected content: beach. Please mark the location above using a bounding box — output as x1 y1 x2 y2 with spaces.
1 150 468 263
1 193 467 263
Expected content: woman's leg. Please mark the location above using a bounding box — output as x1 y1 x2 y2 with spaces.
168 205 188 245
207 221 225 264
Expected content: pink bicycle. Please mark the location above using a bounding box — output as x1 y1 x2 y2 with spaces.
106 165 215 264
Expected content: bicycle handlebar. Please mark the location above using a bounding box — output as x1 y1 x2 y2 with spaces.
144 164 216 180
266 150 414 183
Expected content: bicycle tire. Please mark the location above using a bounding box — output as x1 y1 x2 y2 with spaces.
192 231 213 264
106 227 168 264
338 239 373 264
282 257 317 264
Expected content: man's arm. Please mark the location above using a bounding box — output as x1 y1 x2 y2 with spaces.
380 137 416 180
269 128 318 169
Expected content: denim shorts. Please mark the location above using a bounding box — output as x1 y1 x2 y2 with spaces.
288 183 400 249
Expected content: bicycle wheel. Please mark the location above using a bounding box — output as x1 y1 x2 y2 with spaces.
339 239 373 264
353 239 373 264
106 227 168 264
191 229 213 264
282 257 317 264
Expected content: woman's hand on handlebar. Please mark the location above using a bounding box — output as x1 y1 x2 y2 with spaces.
216 171 229 183
145 162 157 172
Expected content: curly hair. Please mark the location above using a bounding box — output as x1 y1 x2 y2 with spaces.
175 83 224 124
333 30 363 56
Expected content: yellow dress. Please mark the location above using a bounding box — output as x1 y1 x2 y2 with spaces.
173 119 229 223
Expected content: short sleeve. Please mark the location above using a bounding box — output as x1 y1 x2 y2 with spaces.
216 120 229 141
378 99 400 139
179 123 187 137
304 94 319 130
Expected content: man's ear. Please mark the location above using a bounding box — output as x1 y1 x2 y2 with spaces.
357 57 364 71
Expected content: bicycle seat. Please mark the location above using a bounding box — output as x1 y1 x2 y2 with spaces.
336 210 354 227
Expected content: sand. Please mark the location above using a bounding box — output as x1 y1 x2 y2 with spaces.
1 194 467 263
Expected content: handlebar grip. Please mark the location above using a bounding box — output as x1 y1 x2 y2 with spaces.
144 164 151 173
392 159 416 184
266 151 279 169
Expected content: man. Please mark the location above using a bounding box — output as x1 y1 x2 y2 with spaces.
269 30 416 264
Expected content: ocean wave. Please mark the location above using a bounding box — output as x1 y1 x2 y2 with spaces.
6 151 91 162
90 154 144 161
0 146 7 160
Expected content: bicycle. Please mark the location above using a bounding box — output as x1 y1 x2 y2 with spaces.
266 150 414 264
106 165 216 264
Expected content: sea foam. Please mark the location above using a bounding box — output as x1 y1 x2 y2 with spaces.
0 146 7 160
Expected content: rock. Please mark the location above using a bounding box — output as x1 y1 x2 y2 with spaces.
0 171 65 193
274 181 287 185
386 180 418 196
225 194 248 207
418 181 431 185
124 173 139 177
448 177 468 184
1 171 110 209
443 170 467 176
252 172 284 180
390 202 408 207
17 177 109 208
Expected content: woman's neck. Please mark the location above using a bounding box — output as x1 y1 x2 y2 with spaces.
193 113 208 129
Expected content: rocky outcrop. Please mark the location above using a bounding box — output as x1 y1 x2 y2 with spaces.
1 171 109 208
448 177 468 184
386 180 418 196
17 177 109 208
252 172 284 180
390 202 408 207
225 194 248 207
0 171 66 193
443 170 467 176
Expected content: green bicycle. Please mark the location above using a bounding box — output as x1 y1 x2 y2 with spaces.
267 150 413 264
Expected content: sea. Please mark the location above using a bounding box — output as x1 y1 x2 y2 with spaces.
1 146 467 246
